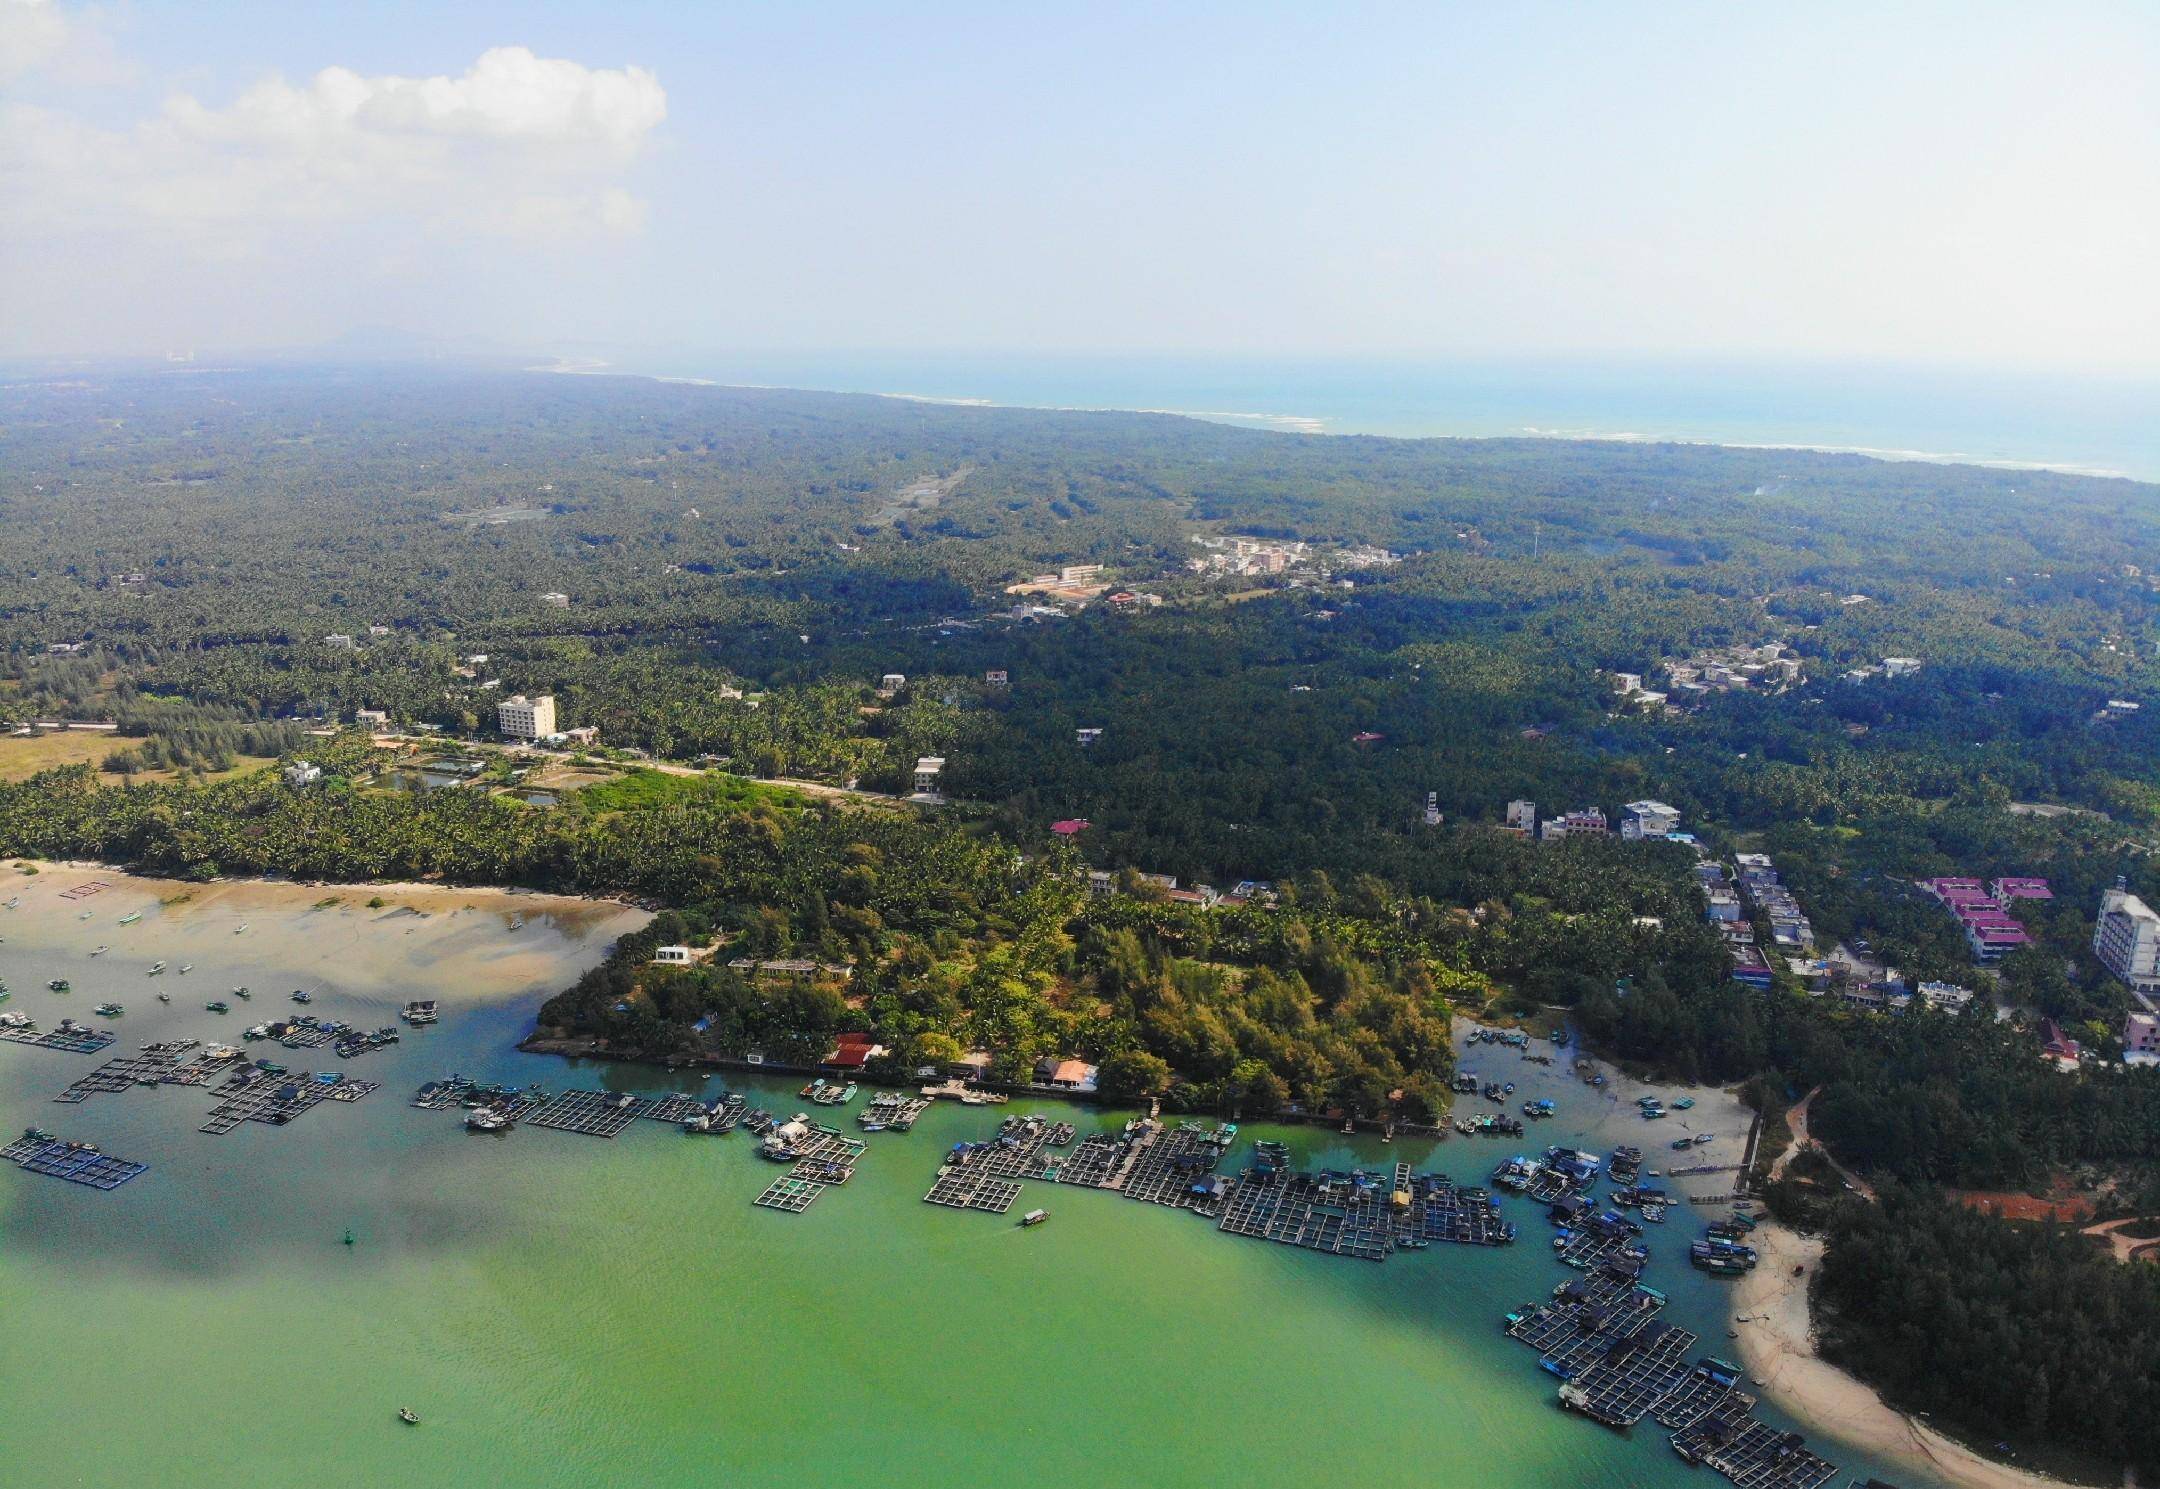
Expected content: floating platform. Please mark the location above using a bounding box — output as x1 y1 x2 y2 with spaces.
525 1089 660 1137
3 1131 148 1190
1653 1358 1756 1432
1674 1412 1839 1489
0 1020 117 1055
924 1166 1023 1213
52 1040 245 1103
199 1067 378 1135
753 1176 824 1213
1217 1168 1395 1260
1556 1320 1698 1426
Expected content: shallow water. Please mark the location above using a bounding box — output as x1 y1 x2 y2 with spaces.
0 870 1935 1488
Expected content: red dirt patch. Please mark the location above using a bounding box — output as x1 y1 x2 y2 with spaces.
1946 1189 2096 1224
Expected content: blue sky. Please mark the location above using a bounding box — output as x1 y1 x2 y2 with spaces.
4 1 2157 370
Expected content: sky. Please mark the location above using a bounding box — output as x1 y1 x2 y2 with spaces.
3 0 2157 372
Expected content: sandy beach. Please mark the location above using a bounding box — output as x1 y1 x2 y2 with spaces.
0 860 648 1014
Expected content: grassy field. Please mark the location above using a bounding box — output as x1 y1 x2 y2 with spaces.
572 767 801 814
0 732 272 785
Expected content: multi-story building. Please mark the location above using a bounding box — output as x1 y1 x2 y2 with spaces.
1621 800 1680 841
2095 885 2160 994
1503 800 1537 836
497 694 557 740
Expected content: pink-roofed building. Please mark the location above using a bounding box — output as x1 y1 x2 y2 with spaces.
1352 730 1385 744
1963 914 2031 962
1991 877 2053 906
1049 818 1091 837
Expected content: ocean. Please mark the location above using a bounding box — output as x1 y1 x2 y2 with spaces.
613 350 2160 484
0 867 1937 1488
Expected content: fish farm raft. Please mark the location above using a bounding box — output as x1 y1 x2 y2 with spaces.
3 1128 148 1190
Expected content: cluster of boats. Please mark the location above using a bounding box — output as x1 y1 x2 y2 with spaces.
798 1077 857 1106
858 1091 929 1132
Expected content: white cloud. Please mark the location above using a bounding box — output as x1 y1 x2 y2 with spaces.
0 0 70 81
0 39 667 352
3 44 665 252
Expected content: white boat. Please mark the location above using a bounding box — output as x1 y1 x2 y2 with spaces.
90 945 108 956
1020 1209 1049 1227
178 965 193 974
235 923 249 934
147 962 167 975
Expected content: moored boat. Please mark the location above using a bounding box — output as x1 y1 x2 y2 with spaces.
1020 1208 1049 1227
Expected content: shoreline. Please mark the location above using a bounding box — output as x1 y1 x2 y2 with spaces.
523 357 2151 482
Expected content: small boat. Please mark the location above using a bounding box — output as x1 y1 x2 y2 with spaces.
3 897 18 909
342 1228 355 1246
291 990 312 1004
47 979 70 992
118 911 142 925
1020 1208 1049 1227
398 1408 419 1426
156 992 171 1003
1693 1132 1715 1147
78 910 93 920
465 1109 513 1134
235 923 249 934
178 964 192 974
147 961 167 976
93 1003 123 1017
205 1001 229 1014
235 987 251 1000
89 945 108 956
1672 1097 1696 1110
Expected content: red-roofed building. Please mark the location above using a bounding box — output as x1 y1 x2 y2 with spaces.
1050 818 1091 836
1352 731 1385 744
822 1032 886 1070
2039 1018 2082 1068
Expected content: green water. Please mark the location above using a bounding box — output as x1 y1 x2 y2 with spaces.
0 887 1931 1488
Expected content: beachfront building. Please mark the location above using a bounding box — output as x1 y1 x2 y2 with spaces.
497 694 557 740
2095 885 2160 995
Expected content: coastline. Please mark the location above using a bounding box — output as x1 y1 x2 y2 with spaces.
1730 1223 2075 1489
522 356 2155 482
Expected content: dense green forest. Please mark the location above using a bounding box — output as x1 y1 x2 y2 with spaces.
1817 1187 2160 1475
7 363 2160 1472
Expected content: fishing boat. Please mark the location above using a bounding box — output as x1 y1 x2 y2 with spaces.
1693 1132 1715 1146
89 945 107 956
1672 1097 1696 1110
78 910 93 920
147 961 167 976
156 992 170 1003
47 979 70 992
118 911 142 925
205 1001 229 1014
234 987 251 999
1020 1208 1049 1227
398 1408 419 1426
92 1003 123 1017
178 964 192 974
3 897 19 909
235 923 249 934
291 990 312 1004
0 1011 32 1029
465 1109 513 1134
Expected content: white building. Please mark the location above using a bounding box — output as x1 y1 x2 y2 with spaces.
651 945 696 968
879 673 906 695
1504 799 1537 836
539 592 570 609
2095 885 2160 994
1621 800 1681 841
323 634 356 649
497 694 557 741
284 760 322 787
912 756 945 798
354 708 390 731
1883 656 1923 678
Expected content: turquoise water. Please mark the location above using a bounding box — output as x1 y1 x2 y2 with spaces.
0 882 1935 1489
620 350 2160 482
